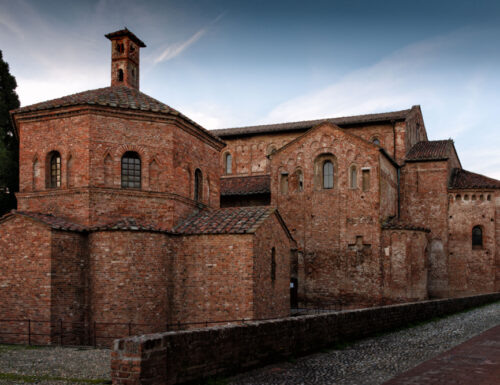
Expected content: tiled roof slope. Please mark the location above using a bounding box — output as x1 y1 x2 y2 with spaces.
91 218 173 233
449 168 500 190
105 28 146 47
174 207 275 235
4 210 87 232
211 108 413 137
220 175 271 196
11 86 224 145
406 140 453 161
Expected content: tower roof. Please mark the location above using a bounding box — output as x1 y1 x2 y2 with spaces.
105 28 146 47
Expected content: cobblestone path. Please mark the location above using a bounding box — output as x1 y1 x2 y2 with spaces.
228 301 500 385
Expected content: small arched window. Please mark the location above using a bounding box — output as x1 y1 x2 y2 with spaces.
225 153 232 175
350 165 357 189
194 168 202 201
48 151 61 188
323 161 333 189
118 69 124 82
372 137 381 146
472 226 483 248
280 172 289 194
295 169 304 192
121 151 141 189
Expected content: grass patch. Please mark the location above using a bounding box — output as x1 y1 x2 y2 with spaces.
0 344 46 353
0 373 111 384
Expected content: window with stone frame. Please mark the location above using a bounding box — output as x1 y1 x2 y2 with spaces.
47 151 61 188
313 153 336 191
280 172 289 194
121 151 141 189
362 169 371 191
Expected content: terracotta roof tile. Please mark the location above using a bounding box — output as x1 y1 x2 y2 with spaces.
11 86 224 145
220 175 271 196
174 207 275 235
91 217 173 233
8 210 88 232
211 108 413 138
406 140 453 161
449 168 500 190
105 28 146 47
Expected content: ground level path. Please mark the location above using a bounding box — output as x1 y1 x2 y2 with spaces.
383 323 500 385
0 301 498 384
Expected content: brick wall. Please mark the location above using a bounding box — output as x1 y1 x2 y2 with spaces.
269 123 384 306
253 213 291 319
51 230 88 345
88 231 172 344
381 229 428 302
400 161 450 297
16 107 221 229
0 216 52 344
448 191 497 296
111 293 500 385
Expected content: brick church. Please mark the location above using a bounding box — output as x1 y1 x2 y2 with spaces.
1 29 499 344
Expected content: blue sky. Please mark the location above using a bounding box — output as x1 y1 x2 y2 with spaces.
1 0 499 178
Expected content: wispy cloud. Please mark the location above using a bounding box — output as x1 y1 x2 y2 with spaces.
154 28 206 63
154 12 226 64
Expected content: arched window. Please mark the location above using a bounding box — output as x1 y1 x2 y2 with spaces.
194 168 202 201
225 153 232 175
121 151 141 189
67 155 73 188
472 226 483 248
372 137 381 146
118 69 124 82
48 151 61 188
350 165 357 189
323 161 333 189
32 157 39 190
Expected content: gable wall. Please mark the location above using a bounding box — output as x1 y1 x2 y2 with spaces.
252 213 292 319
269 124 384 306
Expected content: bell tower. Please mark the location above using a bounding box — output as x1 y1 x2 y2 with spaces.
105 28 146 89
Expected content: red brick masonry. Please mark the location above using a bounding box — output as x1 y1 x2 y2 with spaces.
383 323 500 385
111 293 500 385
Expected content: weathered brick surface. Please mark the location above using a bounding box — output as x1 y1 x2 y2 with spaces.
111 293 500 385
268 123 390 306
0 215 52 344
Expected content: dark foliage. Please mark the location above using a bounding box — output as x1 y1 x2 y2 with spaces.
0 50 20 216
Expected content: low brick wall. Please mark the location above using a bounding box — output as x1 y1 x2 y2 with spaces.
111 293 500 385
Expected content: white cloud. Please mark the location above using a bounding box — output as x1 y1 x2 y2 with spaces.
262 27 500 180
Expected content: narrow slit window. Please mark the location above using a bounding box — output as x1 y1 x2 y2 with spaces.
194 169 202 201
225 153 232 174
